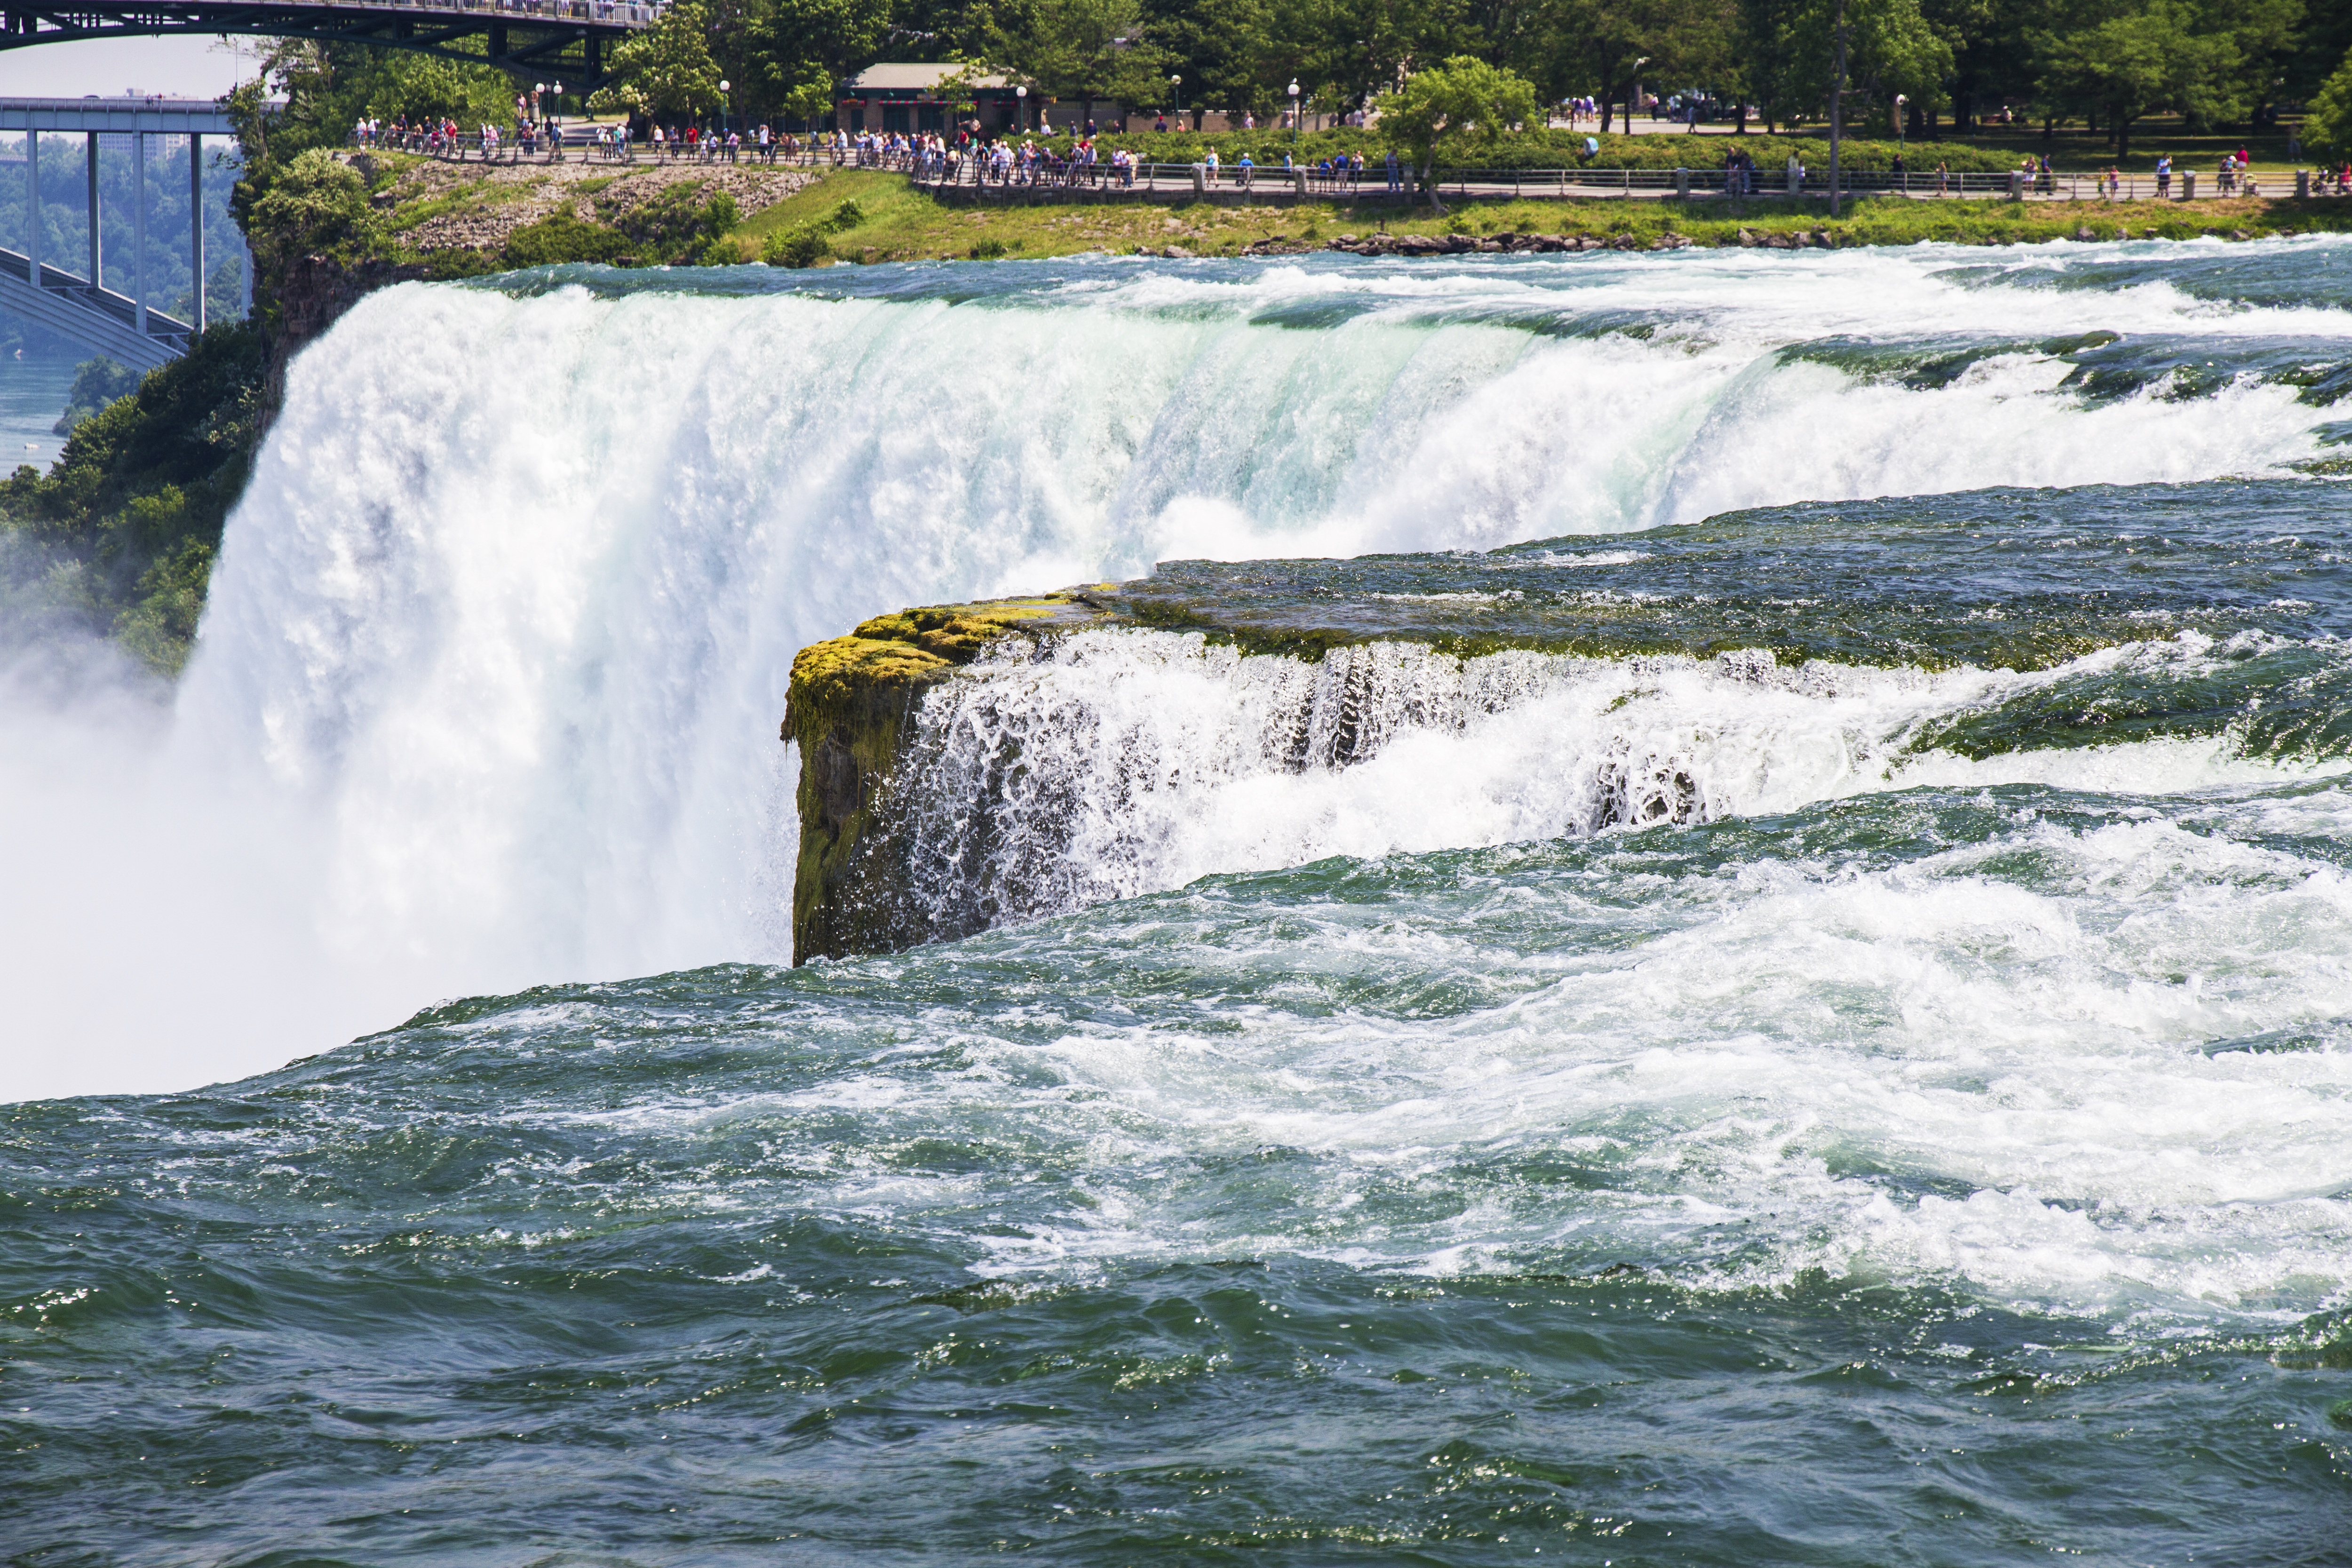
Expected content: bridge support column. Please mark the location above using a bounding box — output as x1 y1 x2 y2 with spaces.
133 132 145 338
189 133 203 332
25 127 38 288
86 131 100 289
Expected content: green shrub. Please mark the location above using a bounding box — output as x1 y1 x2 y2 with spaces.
0 321 263 672
244 149 381 271
969 237 1008 259
611 182 741 263
764 223 832 267
501 213 634 269
52 358 142 437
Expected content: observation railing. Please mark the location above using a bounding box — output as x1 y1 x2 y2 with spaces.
904 158 2296 204
373 129 2328 208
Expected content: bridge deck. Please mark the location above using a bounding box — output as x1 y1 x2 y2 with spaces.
0 0 652 87
0 247 191 371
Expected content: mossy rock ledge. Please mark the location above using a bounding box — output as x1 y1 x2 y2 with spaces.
782 592 1117 963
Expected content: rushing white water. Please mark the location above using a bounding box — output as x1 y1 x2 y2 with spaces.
7 238 2352 1099
893 628 2343 935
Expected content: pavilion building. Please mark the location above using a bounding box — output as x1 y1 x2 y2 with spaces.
835 65 1024 135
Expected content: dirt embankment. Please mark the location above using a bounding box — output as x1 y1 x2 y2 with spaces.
348 151 819 254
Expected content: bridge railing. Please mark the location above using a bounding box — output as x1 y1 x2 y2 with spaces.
256 0 656 24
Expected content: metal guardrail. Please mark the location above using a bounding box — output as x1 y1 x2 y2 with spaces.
370 131 2320 206
251 0 655 22
899 157 2293 204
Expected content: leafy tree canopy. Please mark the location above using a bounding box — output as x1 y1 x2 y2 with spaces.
1383 54 1544 193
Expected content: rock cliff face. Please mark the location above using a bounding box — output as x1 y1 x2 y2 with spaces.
778 551 1767 964
782 594 1113 963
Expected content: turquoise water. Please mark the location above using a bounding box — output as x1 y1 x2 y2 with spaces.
7 239 2352 1561
0 355 78 472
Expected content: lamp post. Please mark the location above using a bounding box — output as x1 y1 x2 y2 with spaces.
1016 84 1028 134
534 81 546 129
1170 75 1181 124
1894 93 1907 149
1289 80 1301 142
720 79 731 135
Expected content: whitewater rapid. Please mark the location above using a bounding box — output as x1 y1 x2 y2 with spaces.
8 235 2352 1098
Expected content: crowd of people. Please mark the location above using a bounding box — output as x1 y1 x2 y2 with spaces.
354 107 814 165
350 113 567 160
352 102 2332 203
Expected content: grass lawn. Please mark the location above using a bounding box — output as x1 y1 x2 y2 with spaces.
724 170 2352 266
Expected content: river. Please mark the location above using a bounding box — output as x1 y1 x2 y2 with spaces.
4 237 2349 1562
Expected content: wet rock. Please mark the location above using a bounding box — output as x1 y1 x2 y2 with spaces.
782 595 1115 963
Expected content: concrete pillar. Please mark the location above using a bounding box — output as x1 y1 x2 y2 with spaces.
2181 171 2195 200
190 133 204 332
2008 170 2024 199
86 131 99 287
133 132 146 336
26 127 39 287
2298 168 2311 198
1677 167 1689 199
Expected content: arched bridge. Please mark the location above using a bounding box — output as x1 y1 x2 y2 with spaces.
0 0 655 91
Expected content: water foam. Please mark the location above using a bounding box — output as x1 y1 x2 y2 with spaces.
10 239 2352 1097
850 788 2352 1320
894 627 2345 937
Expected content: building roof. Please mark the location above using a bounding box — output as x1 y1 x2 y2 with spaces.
842 64 1010 93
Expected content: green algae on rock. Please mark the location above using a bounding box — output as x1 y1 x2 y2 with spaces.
783 594 1113 963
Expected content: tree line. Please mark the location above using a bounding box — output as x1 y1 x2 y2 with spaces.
584 0 2352 158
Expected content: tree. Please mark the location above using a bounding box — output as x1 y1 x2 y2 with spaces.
1545 0 1735 133
2032 0 2242 157
1142 0 1280 118
592 0 728 119
1771 0 1950 127
747 0 896 124
996 0 1171 126
244 148 380 272
1299 0 1475 115
2304 44 2352 162
1383 55 1542 203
